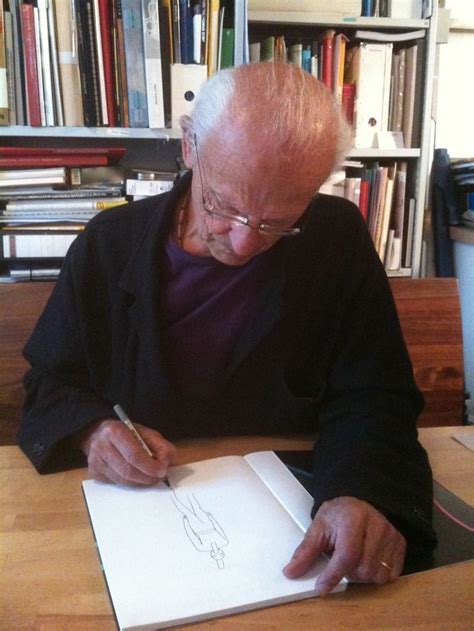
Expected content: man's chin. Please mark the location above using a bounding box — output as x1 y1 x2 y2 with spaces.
209 245 253 266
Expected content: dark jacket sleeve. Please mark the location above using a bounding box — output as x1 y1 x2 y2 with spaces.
310 208 437 556
18 233 114 472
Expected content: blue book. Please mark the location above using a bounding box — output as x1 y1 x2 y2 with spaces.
179 0 194 64
361 0 373 16
122 0 149 127
302 48 311 73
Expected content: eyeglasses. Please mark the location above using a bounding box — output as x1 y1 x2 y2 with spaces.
193 136 312 238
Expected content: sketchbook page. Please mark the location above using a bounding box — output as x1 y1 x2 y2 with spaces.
82 456 331 631
451 430 474 452
244 451 314 532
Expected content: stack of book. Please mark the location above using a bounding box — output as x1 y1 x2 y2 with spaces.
249 28 425 149
320 159 414 274
0 146 127 280
451 159 474 230
2 0 248 129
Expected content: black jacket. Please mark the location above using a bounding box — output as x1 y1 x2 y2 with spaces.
18 173 436 555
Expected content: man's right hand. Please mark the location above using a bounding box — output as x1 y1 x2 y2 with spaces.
80 419 177 486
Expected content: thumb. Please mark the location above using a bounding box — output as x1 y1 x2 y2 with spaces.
283 522 327 579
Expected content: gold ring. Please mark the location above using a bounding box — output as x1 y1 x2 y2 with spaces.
380 560 393 571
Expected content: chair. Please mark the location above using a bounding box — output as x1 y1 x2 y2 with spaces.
0 278 465 445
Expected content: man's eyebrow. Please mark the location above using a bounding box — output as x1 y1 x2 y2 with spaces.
207 187 301 226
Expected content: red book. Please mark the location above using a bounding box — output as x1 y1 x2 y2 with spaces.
0 146 126 161
0 155 110 168
342 83 356 126
359 179 370 222
99 0 117 127
20 3 41 126
320 30 335 91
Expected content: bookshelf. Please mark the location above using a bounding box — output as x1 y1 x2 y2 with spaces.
248 8 439 278
0 3 438 280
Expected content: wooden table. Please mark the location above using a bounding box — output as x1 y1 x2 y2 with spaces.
1 427 473 630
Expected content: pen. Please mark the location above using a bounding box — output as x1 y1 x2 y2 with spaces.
113 404 171 488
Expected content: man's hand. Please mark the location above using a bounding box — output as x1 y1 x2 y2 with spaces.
283 496 406 595
80 419 177 486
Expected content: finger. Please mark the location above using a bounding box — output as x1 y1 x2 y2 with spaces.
140 427 178 469
89 432 161 485
107 424 167 479
106 439 165 485
93 451 153 486
314 539 362 596
347 515 388 583
283 521 328 579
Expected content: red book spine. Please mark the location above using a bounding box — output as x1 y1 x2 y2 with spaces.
359 179 370 222
99 0 117 127
0 146 126 158
20 4 41 127
0 155 109 168
321 31 334 91
342 83 356 126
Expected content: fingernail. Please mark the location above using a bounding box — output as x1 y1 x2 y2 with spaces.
315 580 329 596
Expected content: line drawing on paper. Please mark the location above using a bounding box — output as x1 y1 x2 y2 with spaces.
171 492 229 569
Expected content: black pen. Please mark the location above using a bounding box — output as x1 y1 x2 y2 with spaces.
113 404 171 488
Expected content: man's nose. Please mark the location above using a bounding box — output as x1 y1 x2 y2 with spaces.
228 225 266 257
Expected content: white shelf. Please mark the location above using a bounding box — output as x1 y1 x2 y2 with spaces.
348 148 421 158
2 126 182 140
248 12 429 29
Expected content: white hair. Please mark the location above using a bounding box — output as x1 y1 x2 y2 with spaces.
182 63 353 174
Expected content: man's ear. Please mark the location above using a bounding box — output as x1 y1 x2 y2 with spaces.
180 115 195 169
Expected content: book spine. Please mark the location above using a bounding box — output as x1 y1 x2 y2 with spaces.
33 6 46 125
92 0 109 125
142 0 165 128
85 0 103 125
179 0 193 64
54 0 84 126
99 0 117 127
113 0 130 127
10 0 26 125
0 1 9 125
20 4 41 126
158 3 172 127
2 233 78 258
47 0 64 126
4 10 16 125
0 155 109 168
171 0 181 63
0 166 66 179
37 0 55 126
122 0 149 128
6 197 126 211
320 30 334 91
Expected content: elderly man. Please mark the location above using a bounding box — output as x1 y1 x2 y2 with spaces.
18 62 436 595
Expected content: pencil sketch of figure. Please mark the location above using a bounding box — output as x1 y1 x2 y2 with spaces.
171 492 229 569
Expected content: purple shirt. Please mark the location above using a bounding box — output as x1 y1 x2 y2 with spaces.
159 236 274 400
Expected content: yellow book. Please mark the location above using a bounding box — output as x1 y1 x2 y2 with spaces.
207 0 220 76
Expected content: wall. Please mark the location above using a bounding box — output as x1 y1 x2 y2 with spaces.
435 2 474 157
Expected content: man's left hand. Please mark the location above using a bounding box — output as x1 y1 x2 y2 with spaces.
283 496 406 595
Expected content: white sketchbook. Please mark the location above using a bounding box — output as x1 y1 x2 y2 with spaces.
82 451 347 630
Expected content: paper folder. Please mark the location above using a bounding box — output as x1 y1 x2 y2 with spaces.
171 63 208 128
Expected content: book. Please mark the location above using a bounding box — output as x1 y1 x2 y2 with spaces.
47 0 64 126
82 450 346 631
354 29 426 42
20 2 41 126
4 8 16 125
402 43 418 148
2 232 78 258
54 0 84 126
345 42 393 148
0 0 8 125
92 0 109 125
37 0 55 126
142 0 165 128
122 0 149 127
